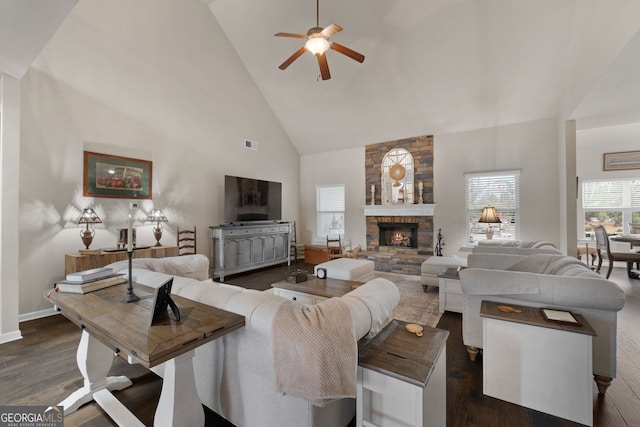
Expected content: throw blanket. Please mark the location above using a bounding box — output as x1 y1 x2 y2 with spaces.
272 298 356 407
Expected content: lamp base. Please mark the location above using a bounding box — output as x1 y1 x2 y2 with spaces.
485 228 494 240
153 226 163 247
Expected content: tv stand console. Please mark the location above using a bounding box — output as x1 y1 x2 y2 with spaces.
210 223 291 281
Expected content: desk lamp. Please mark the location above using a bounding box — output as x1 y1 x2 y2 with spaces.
79 208 102 250
479 206 501 240
146 209 168 246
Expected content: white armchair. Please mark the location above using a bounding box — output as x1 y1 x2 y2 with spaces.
459 253 625 394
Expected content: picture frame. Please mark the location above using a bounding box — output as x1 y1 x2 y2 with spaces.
83 151 152 199
603 150 640 171
541 308 581 326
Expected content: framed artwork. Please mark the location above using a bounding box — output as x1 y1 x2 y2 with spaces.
83 151 152 199
603 150 640 171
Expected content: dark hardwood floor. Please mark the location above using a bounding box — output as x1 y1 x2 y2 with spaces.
1 261 638 426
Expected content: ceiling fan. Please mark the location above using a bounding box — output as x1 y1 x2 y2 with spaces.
274 0 365 80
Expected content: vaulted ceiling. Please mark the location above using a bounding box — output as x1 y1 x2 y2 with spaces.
3 0 640 154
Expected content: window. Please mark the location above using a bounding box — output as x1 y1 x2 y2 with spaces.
465 171 520 244
316 185 345 238
382 148 415 204
581 179 640 237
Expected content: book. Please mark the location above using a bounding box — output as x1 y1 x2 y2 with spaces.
65 267 114 283
55 274 127 294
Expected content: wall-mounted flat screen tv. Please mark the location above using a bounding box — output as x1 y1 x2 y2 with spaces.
224 175 282 224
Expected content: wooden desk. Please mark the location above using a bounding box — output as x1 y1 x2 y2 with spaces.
271 276 361 304
47 283 244 426
65 245 179 275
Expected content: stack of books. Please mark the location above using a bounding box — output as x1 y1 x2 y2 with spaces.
55 267 126 294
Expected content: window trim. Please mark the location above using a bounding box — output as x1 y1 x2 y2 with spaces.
465 170 521 244
316 184 345 240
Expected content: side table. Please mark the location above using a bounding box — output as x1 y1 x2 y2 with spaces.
438 267 463 313
481 300 595 426
357 320 448 427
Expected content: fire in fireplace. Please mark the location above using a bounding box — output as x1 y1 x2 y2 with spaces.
378 222 418 248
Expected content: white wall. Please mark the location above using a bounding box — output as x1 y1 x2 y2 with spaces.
576 121 640 242
17 0 299 317
299 147 366 248
0 74 22 343
435 117 562 254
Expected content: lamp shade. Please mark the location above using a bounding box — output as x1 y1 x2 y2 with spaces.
478 206 501 224
78 208 102 225
146 209 168 224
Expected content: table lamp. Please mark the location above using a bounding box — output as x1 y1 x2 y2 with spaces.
478 206 501 240
79 208 102 250
146 209 168 246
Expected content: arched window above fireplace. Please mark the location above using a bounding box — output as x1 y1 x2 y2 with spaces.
382 148 414 204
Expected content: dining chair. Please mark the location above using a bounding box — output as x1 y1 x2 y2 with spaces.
593 225 640 278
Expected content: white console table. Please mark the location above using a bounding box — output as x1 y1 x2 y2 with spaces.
481 300 595 426
210 223 290 281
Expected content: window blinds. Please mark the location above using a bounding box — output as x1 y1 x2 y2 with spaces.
465 171 520 241
316 185 345 237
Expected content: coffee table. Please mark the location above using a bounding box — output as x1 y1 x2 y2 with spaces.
47 282 244 426
271 276 363 304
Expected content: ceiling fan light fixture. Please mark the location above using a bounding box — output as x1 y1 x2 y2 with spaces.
305 37 330 55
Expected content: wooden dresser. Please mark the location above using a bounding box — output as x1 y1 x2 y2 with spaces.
65 245 179 274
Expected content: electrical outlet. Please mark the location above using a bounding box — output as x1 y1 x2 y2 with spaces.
129 202 139 210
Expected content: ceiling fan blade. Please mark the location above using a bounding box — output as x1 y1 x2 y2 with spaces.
317 53 331 80
274 32 306 38
320 23 342 38
331 42 365 63
279 47 307 70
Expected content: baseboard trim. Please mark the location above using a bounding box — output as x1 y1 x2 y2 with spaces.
0 330 22 344
19 307 59 323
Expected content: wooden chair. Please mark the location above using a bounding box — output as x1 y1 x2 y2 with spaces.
327 235 343 260
290 221 305 263
177 226 196 256
593 225 640 278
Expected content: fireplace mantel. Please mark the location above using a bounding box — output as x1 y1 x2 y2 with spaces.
362 204 436 217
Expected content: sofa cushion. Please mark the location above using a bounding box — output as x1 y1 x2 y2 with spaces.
105 254 210 280
505 254 600 278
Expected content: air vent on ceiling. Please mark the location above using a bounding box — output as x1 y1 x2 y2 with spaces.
244 139 258 150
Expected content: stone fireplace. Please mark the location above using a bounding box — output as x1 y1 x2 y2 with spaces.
362 135 434 275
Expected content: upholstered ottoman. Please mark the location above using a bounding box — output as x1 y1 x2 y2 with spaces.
314 258 375 282
421 256 467 289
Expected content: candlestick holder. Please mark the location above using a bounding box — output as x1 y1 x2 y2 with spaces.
370 187 375 205
121 250 140 303
418 187 424 204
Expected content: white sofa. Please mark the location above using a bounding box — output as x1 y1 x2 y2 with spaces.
459 253 625 394
105 255 399 427
472 240 561 255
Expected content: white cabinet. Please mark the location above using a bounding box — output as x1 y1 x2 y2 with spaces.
481 301 595 426
210 223 290 281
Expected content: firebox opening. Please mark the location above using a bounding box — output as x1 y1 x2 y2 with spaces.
379 222 418 248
